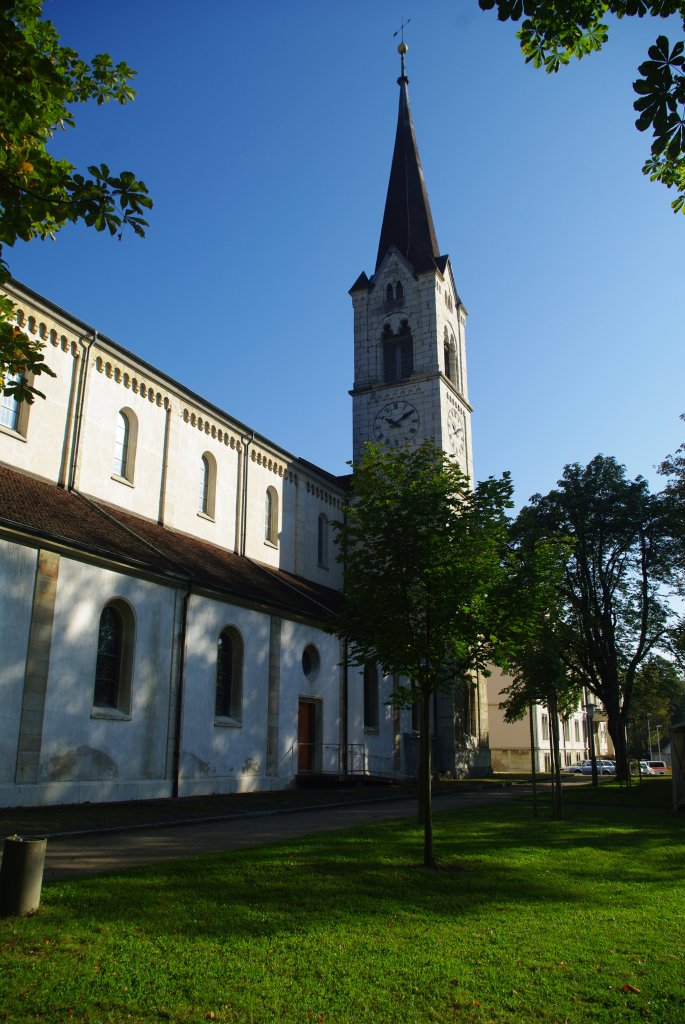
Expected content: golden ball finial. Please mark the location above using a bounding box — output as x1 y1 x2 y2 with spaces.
398 41 408 55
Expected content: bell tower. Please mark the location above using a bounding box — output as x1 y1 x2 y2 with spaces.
350 44 473 478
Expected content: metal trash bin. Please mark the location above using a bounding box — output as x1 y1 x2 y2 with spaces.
0 836 48 917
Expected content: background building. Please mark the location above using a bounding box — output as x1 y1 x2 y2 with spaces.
487 667 613 773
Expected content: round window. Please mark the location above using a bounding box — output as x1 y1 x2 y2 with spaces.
302 644 320 680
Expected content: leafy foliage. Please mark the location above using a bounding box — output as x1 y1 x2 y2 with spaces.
659 413 685 504
334 441 513 691
490 522 574 723
0 0 152 401
478 1 685 213
628 654 685 752
515 454 682 778
333 441 513 864
658 417 685 659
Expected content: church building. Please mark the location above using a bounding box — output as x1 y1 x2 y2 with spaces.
0 47 490 808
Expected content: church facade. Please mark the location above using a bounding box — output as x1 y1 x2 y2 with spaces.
0 53 490 808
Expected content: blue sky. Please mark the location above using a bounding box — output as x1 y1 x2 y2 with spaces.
9 1 684 509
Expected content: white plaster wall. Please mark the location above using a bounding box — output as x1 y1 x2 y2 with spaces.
181 595 271 793
243 454 297 572
163 407 240 549
0 541 37 783
347 663 396 775
76 353 168 520
0 332 77 484
293 476 345 590
278 620 343 775
39 560 177 787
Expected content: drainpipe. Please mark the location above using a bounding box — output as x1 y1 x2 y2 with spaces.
239 432 254 556
340 506 349 776
234 443 243 553
67 332 96 491
158 398 172 525
172 580 192 799
529 702 539 818
58 351 81 489
341 638 349 775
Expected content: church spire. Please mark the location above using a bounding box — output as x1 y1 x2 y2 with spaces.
375 43 441 274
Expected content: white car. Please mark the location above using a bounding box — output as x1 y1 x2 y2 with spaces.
570 759 616 775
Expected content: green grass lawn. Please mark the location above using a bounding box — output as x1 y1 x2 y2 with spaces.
1 784 683 1024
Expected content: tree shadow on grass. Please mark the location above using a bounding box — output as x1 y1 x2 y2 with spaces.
28 800 684 944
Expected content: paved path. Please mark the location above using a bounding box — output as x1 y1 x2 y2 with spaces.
42 787 529 881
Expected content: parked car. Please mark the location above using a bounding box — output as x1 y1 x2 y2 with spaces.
645 760 669 775
569 759 616 775
638 761 655 775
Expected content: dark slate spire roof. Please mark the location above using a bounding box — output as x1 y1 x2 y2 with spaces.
375 55 441 274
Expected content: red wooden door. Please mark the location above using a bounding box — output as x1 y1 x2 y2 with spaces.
298 700 316 772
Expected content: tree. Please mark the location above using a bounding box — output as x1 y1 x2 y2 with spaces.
491 529 579 815
627 655 685 754
658 418 685 659
333 441 513 868
0 0 152 403
515 454 682 780
478 1 685 213
659 414 685 503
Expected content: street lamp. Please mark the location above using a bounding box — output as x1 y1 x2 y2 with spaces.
585 701 598 787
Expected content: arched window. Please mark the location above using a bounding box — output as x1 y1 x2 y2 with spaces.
451 332 461 390
265 486 278 545
386 283 394 303
112 408 137 482
443 328 458 384
395 280 403 302
215 626 243 721
363 661 379 732
443 327 451 380
0 373 29 435
317 513 328 567
93 600 134 714
198 452 217 518
382 320 413 384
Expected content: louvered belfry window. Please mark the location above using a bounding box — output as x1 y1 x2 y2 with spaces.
382 321 413 384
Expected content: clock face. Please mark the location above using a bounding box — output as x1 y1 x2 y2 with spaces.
447 408 465 457
373 401 420 447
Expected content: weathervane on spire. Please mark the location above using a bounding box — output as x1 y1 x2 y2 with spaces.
393 17 411 79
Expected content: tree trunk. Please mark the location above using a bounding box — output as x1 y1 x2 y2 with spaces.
605 702 629 781
420 688 436 869
548 691 564 819
529 702 538 818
